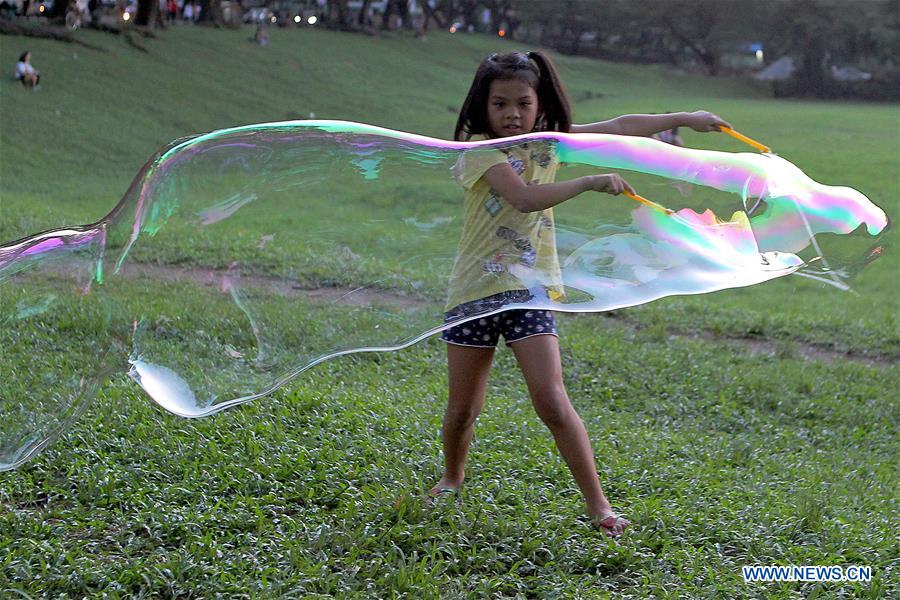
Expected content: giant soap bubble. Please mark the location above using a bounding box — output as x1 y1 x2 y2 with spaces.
0 121 889 469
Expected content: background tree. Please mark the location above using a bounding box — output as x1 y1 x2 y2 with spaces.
135 0 162 27
197 0 225 26
326 0 351 30
45 0 65 21
380 0 410 31
456 0 483 31
765 0 899 98
656 0 723 75
482 0 514 35
422 0 444 31
358 0 374 29
510 0 550 44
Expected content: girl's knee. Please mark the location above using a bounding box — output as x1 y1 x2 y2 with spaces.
444 404 481 430
531 388 573 430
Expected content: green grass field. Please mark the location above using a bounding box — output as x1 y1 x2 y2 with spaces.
1 24 898 598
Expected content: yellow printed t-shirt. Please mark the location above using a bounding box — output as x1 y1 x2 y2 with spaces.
445 136 564 311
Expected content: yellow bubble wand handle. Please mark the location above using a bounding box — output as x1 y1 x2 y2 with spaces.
718 125 772 154
623 190 674 215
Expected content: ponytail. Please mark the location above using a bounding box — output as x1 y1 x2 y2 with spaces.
526 51 572 133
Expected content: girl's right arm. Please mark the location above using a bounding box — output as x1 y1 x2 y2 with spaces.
482 163 634 213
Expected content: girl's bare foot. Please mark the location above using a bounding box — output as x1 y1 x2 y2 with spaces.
589 505 630 537
593 514 630 537
426 475 463 504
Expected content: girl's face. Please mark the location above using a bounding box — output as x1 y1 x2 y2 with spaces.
486 77 539 138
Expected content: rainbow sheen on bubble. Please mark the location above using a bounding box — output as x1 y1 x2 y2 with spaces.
0 121 889 469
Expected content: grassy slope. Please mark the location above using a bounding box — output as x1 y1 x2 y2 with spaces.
1 25 898 598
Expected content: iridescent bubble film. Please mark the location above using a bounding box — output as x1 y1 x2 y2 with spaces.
0 121 889 469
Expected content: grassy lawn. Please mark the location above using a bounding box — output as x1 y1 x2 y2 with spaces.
1 24 898 597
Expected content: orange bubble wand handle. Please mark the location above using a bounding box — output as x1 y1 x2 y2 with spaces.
623 190 674 215
718 125 771 154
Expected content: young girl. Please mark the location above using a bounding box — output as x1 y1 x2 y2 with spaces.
429 51 730 537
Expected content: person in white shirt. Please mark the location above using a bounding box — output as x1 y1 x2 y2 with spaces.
15 51 40 90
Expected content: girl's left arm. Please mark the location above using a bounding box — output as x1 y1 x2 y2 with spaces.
570 111 731 136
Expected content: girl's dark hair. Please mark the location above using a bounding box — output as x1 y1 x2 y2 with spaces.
18 51 30 62
454 51 572 141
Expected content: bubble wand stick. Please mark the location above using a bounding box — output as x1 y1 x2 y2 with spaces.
621 126 773 216
718 125 771 154
623 190 674 215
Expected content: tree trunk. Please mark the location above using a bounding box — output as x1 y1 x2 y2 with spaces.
135 0 158 26
46 0 66 20
495 0 515 32
201 0 224 26
358 0 372 28
397 0 410 29
506 19 519 40
326 0 350 30
459 0 478 30
795 33 829 97
486 0 500 33
663 15 720 76
381 0 396 30
421 0 434 32
430 0 450 29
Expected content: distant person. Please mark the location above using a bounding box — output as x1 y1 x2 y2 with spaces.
15 51 40 90
182 0 192 22
191 0 200 22
65 0 88 29
0 1 17 20
166 0 176 24
254 23 269 46
653 126 684 147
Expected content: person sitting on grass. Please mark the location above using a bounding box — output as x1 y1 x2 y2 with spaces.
15 51 40 90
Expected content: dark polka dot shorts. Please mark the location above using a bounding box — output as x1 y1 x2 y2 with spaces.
440 290 558 348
